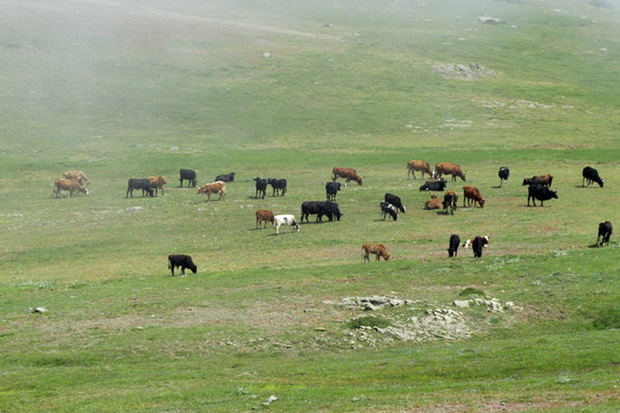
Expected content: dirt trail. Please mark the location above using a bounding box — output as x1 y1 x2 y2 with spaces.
72 0 343 41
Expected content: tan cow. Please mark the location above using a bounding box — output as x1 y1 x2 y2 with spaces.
362 243 390 262
148 176 168 196
53 178 89 198
255 209 275 229
197 181 226 201
407 160 433 179
63 170 90 186
463 186 485 208
424 193 441 210
435 163 466 181
332 167 362 185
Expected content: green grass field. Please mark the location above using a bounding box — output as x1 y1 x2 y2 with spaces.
1 0 619 411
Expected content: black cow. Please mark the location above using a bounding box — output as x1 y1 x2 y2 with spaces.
472 235 489 258
419 179 447 192
527 184 558 207
380 201 397 221
597 221 612 247
582 166 604 188
498 166 510 187
325 182 341 201
301 201 342 223
268 178 287 196
179 169 197 187
384 193 406 213
215 172 235 182
168 254 197 276
126 178 154 198
448 234 460 257
254 177 268 199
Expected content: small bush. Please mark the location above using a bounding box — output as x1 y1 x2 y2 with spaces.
592 307 620 330
348 316 393 329
459 287 486 297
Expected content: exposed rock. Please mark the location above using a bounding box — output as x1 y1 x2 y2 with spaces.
433 63 497 81
340 296 414 311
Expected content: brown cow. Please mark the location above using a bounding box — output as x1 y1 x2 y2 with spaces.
332 167 362 185
63 170 90 186
522 174 553 187
463 186 485 208
362 243 390 262
424 193 441 210
435 163 466 181
255 209 275 229
407 160 433 179
148 176 168 196
443 190 458 215
53 178 89 198
197 181 226 201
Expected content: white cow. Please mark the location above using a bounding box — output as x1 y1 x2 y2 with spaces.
273 214 300 235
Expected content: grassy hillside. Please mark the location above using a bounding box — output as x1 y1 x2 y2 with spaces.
1 0 619 411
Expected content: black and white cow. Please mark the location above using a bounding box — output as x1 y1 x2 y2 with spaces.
179 169 197 187
582 166 604 188
419 179 447 192
448 234 460 257
527 184 558 207
168 254 197 276
380 201 398 221
274 214 300 235
325 181 342 201
126 178 154 198
384 193 405 213
498 166 510 187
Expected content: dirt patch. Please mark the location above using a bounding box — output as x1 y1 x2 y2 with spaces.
433 63 497 80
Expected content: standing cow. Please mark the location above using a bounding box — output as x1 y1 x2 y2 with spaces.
498 166 510 188
582 166 604 188
435 163 466 181
179 169 197 187
168 254 197 276
332 167 363 185
362 243 390 262
126 178 154 198
472 235 489 258
197 181 226 201
527 184 558 207
597 221 612 247
407 160 433 179
443 191 458 215
53 178 89 198
325 182 342 202
273 214 300 235
254 177 268 199
448 234 460 257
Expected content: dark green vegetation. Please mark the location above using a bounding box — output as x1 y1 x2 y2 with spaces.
1 0 619 411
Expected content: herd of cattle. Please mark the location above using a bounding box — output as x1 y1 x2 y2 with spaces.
52 162 612 274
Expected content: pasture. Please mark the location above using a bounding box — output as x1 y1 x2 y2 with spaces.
1 0 619 411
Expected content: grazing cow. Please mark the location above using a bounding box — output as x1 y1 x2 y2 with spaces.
197 181 226 201
407 160 433 179
582 166 604 188
527 184 558 207
597 221 612 247
380 201 398 221
126 178 154 198
268 178 287 196
273 214 300 235
443 190 458 215
254 177 268 199
463 186 485 208
63 170 90 186
385 193 406 213
472 235 489 258
448 234 460 257
301 201 342 223
498 166 510 188
255 209 275 229
168 254 197 276
424 194 441 210
362 243 390 262
53 178 89 198
325 181 342 202
148 176 167 196
332 167 363 185
435 163 466 181
215 172 235 182
179 169 197 187
522 174 553 187
419 178 447 192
